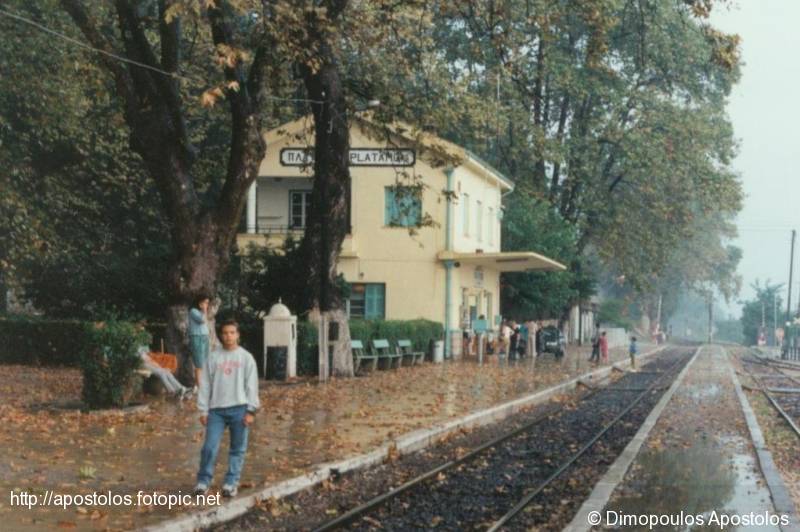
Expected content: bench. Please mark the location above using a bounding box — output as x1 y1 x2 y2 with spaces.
397 339 425 366
351 340 378 373
372 339 402 369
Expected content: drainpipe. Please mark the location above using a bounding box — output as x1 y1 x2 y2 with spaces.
444 168 454 358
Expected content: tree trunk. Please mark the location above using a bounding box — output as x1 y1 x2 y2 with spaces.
299 2 354 378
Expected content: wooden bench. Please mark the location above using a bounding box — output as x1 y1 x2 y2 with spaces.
397 339 425 366
351 340 378 373
372 339 402 369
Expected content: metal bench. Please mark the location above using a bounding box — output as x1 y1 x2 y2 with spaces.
397 339 425 366
372 339 402 369
352 340 378 373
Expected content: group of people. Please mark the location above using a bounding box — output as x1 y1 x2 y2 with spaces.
589 331 610 364
140 295 261 499
589 331 640 369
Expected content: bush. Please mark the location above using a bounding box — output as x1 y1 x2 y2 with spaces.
0 316 170 367
80 321 149 409
597 299 633 330
0 316 90 366
348 319 443 353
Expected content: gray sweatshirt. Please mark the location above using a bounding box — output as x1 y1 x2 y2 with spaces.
197 346 260 414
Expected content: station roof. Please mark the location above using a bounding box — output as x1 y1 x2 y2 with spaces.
262 115 515 191
436 251 567 273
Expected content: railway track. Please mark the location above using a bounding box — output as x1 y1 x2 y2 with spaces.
313 346 695 531
740 352 800 439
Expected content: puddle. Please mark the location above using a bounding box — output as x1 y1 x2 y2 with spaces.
685 383 721 401
608 438 778 531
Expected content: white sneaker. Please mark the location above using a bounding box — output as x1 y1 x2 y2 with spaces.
221 484 237 498
193 482 208 496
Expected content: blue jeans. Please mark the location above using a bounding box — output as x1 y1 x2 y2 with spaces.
197 405 249 486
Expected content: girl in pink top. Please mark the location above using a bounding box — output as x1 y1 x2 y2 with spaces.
599 332 609 363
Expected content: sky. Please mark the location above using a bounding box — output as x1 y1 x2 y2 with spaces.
710 1 800 318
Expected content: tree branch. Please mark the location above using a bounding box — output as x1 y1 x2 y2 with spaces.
59 0 136 112
207 1 266 243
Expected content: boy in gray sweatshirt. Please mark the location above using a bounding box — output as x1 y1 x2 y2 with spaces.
194 319 260 498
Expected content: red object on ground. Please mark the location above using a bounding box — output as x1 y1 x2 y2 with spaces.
149 353 178 373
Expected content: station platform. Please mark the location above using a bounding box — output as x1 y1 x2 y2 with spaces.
584 344 798 531
0 341 649 531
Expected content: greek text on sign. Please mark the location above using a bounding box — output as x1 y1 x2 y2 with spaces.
280 148 415 167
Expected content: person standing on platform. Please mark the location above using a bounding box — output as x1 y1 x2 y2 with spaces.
194 319 260 498
188 295 211 392
589 334 601 364
599 331 609 363
629 336 638 369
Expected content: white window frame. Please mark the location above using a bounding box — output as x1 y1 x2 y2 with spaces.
462 193 470 237
476 200 483 242
488 207 495 246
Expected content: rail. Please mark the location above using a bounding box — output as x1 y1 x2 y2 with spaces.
313 349 691 532
740 353 800 440
487 352 689 531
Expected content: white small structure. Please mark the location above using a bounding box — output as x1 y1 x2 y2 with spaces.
262 299 297 380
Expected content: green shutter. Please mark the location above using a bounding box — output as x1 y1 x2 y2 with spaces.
365 284 385 319
384 188 397 225
385 187 420 227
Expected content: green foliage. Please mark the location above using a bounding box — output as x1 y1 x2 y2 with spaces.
500 192 593 319
348 319 443 354
80 321 149 409
740 281 783 346
714 320 744 345
0 316 90 366
234 316 440 376
0 316 168 367
597 299 635 330
222 239 308 316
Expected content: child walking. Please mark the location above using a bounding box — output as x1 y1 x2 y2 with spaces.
194 319 260 498
629 336 638 369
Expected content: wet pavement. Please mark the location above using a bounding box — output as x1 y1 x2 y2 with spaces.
0 343 644 531
605 345 784 531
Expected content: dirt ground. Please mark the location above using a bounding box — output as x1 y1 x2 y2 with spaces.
0 344 639 531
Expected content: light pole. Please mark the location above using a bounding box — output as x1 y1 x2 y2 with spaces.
774 292 778 346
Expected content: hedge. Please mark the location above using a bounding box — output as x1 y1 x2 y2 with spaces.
224 318 442 376
0 316 167 367
1 315 443 376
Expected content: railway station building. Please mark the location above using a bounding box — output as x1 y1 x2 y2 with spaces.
237 116 565 356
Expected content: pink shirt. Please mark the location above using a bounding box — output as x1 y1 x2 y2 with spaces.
599 336 609 355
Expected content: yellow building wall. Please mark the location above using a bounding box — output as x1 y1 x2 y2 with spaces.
451 165 503 254
242 120 508 333
342 127 448 323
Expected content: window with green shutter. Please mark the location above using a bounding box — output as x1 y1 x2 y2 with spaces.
385 186 421 227
348 283 386 320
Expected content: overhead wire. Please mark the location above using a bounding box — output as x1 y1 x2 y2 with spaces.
0 6 324 106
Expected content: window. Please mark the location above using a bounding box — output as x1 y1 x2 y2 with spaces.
476 201 483 242
488 207 495 245
348 283 385 319
462 193 470 236
290 190 312 228
385 187 421 227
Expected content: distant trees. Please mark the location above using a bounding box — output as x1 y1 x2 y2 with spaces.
740 281 784 345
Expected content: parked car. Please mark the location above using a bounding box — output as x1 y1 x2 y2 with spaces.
536 326 565 359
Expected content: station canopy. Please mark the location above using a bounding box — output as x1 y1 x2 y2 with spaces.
437 251 566 272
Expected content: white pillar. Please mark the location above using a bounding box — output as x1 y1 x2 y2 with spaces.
246 181 257 233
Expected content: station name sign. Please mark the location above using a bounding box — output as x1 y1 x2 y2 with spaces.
280 148 416 167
